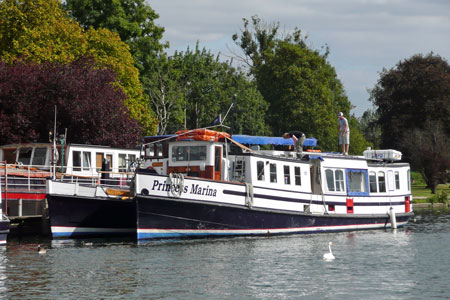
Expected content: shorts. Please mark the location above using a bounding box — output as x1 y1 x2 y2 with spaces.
339 131 350 145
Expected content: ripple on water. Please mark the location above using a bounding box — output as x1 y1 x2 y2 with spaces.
1 212 449 299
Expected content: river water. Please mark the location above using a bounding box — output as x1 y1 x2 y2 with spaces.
1 211 449 300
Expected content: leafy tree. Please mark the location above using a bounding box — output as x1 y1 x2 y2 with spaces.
145 53 185 135
0 59 141 148
358 108 381 148
0 0 157 134
168 44 269 135
370 53 450 192
233 16 365 151
64 0 166 74
402 122 450 193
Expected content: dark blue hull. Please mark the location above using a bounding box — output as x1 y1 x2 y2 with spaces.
47 194 136 239
136 196 413 240
0 219 9 245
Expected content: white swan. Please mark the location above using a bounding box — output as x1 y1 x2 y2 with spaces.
37 245 46 254
323 242 335 260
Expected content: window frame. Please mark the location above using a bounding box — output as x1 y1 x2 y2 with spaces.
257 161 265 181
284 165 291 185
345 169 369 196
378 171 386 193
325 168 346 193
270 163 277 183
294 166 301 186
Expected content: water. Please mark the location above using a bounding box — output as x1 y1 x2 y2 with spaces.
1 212 449 300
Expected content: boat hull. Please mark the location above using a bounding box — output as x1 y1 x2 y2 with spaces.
136 196 413 240
0 219 9 245
47 195 136 239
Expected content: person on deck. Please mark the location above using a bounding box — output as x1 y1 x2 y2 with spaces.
283 131 306 157
337 112 350 155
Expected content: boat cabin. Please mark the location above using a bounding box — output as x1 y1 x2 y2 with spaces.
0 143 140 177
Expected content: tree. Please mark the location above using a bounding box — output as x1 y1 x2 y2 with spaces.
0 59 142 148
168 44 269 135
402 122 450 193
358 108 381 148
370 53 450 192
64 0 166 74
233 16 364 151
0 0 157 134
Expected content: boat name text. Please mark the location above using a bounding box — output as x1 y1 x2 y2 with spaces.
151 180 217 197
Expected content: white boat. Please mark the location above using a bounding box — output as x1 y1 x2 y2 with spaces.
134 129 413 240
1 143 139 238
0 143 139 217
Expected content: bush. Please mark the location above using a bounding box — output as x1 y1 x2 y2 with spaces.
411 171 426 185
427 190 449 204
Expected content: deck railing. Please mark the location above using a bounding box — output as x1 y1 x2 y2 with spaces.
1 161 135 217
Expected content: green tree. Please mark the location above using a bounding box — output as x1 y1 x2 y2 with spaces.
233 16 365 151
370 53 450 192
160 44 269 135
64 0 166 74
0 0 157 134
358 108 381 148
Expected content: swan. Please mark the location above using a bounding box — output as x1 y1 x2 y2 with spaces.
323 242 335 260
37 245 46 254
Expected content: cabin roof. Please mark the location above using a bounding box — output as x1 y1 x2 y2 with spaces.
231 135 317 146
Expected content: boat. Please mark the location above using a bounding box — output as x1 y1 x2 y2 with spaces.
0 143 140 238
46 180 136 238
0 143 139 218
134 129 414 240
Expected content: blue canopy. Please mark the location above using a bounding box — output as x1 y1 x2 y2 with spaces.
232 135 317 147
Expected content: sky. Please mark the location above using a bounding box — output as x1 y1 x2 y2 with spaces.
148 0 450 117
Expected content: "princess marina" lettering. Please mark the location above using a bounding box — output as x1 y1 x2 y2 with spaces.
151 180 217 197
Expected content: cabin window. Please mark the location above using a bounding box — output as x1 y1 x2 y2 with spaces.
119 154 127 172
346 169 369 196
284 165 291 184
295 167 301 186
325 169 345 192
257 161 265 181
387 170 395 191
147 145 155 157
73 151 82 171
82 152 91 171
18 147 33 165
214 147 221 172
335 170 345 191
369 171 377 193
33 147 47 166
378 171 386 192
270 163 277 183
395 171 400 190
325 169 335 191
172 146 206 162
156 144 163 157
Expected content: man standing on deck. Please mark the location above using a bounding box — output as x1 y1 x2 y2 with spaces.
283 131 306 158
337 112 350 155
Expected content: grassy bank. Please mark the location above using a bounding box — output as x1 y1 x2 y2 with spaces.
412 184 450 203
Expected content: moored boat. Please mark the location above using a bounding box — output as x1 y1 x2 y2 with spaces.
46 180 136 238
134 129 413 240
0 143 140 218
